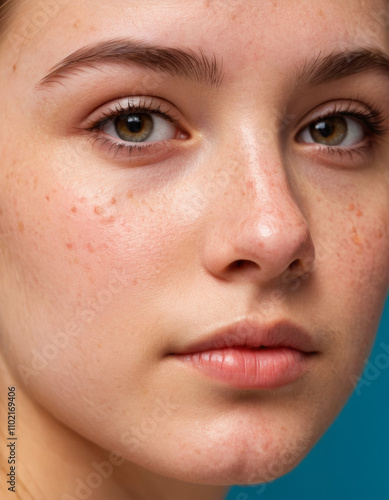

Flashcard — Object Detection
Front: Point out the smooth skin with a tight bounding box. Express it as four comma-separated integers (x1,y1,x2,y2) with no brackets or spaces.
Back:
0,1,388,499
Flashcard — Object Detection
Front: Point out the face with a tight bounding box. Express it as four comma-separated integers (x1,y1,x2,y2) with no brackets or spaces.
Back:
0,0,388,487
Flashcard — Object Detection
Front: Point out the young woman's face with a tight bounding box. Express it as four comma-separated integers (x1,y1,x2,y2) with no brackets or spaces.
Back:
0,0,388,486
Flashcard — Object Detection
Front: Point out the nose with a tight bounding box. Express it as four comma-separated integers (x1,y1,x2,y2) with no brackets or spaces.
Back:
201,148,315,285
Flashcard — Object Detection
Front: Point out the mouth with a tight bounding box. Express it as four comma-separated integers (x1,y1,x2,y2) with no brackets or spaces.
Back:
170,319,318,389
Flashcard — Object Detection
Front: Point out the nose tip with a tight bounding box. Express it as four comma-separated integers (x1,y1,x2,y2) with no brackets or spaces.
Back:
201,188,316,285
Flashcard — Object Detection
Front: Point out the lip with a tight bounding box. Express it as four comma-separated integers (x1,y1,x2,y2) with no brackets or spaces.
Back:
171,320,317,389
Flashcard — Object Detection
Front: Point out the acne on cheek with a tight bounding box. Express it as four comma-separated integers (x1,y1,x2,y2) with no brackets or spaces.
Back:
340,206,389,289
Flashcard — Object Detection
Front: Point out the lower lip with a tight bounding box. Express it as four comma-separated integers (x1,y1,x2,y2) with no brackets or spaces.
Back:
174,347,309,389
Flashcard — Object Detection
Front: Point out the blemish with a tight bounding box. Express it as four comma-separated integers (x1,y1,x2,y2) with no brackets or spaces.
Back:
94,206,103,215
351,226,363,246
127,191,133,199
66,243,74,250
87,243,95,253
18,222,24,233
12,64,17,72
347,203,355,211
45,195,50,202
356,209,363,217
377,229,383,239
101,215,115,224
71,206,77,213
97,344,102,349
111,197,117,205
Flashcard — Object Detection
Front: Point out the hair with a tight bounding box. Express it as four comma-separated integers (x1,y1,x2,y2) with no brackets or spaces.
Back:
0,0,18,40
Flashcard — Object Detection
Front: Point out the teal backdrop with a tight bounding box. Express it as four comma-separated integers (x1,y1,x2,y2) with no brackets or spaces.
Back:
227,296,389,500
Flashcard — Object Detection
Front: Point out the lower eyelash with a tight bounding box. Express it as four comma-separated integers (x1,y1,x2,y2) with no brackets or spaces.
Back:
89,134,170,159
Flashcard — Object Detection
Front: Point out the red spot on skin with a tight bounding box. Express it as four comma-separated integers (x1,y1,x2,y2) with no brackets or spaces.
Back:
94,206,103,215
87,243,95,253
45,195,50,202
111,197,117,205
12,64,17,72
348,203,355,211
101,215,115,224
127,191,133,199
356,209,363,217
351,226,363,246
18,222,24,233
66,243,73,250
377,229,383,239
71,206,77,213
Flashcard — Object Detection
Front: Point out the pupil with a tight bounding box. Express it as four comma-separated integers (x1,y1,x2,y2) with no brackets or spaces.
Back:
315,121,334,138
115,113,154,142
309,116,348,146
126,115,143,134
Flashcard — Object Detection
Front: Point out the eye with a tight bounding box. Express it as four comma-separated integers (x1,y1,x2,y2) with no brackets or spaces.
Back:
298,116,365,147
102,112,180,143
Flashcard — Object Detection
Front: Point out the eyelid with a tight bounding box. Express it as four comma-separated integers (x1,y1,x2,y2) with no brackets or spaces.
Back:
83,95,193,163
84,96,185,131
294,99,387,137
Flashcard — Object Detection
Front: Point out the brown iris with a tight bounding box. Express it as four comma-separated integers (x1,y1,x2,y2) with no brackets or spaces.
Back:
114,114,154,142
309,116,348,145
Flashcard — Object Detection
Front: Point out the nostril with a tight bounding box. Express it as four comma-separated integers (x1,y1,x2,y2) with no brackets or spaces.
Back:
288,259,301,272
231,259,257,271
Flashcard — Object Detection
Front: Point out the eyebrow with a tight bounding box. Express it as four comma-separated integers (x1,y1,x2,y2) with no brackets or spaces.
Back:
296,48,389,87
36,38,224,89
36,42,389,92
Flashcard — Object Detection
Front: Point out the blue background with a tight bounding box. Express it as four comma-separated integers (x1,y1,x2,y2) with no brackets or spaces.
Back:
227,296,389,500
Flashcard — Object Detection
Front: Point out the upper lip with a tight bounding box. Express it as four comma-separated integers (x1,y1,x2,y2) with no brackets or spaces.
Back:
175,319,317,355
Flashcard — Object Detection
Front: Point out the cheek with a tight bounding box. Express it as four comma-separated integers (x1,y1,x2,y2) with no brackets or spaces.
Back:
314,203,389,404
0,162,180,381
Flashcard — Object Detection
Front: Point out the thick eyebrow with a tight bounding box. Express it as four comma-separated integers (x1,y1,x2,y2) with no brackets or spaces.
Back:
296,48,389,88
36,38,224,89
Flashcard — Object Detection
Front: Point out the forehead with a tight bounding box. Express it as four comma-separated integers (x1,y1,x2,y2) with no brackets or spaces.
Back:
5,0,389,69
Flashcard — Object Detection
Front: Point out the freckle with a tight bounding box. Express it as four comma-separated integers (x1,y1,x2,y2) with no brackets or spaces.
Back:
111,197,117,205
97,344,102,349
377,229,383,239
66,243,73,250
87,243,95,253
71,206,77,213
102,215,115,224
94,206,103,215
45,195,50,202
351,226,363,246
18,222,24,233
127,191,133,199
348,203,355,211
133,279,138,285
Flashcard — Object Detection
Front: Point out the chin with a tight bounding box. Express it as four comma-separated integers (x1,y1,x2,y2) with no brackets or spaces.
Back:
116,417,318,486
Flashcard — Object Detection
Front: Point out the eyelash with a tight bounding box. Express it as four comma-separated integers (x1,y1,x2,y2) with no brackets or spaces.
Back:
298,102,389,158
85,98,183,158
85,99,389,161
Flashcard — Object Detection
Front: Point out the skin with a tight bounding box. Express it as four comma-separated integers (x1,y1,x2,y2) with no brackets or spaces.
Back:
0,0,389,499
